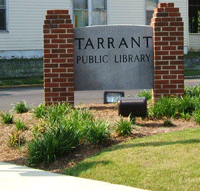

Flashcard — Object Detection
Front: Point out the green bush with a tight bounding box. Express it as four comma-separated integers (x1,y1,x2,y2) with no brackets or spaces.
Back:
148,85,200,119
33,103,47,118
28,104,111,165
136,90,152,100
1,112,14,124
32,119,48,134
15,119,26,131
116,116,133,136
177,95,199,115
13,100,28,113
67,109,110,145
33,102,72,121
179,112,191,120
82,120,110,145
150,97,178,118
7,131,20,147
163,119,173,127
193,109,200,123
27,124,80,165
45,103,72,127
149,96,199,119
185,85,200,97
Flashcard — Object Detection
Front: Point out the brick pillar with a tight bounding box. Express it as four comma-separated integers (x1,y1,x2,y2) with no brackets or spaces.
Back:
151,3,184,100
43,10,74,106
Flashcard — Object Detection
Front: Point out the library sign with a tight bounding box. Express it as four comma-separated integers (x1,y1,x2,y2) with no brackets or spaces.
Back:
74,25,154,91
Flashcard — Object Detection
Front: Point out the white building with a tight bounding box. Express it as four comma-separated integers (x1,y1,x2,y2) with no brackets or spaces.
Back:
0,0,199,59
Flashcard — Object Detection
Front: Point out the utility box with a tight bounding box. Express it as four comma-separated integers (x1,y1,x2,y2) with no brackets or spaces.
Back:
118,97,147,118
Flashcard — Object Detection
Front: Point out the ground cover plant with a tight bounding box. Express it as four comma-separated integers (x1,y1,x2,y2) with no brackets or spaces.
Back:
28,103,111,165
163,119,174,127
12,100,28,113
145,86,200,122
185,84,200,97
6,131,26,148
136,90,152,100
15,119,26,131
0,112,14,124
116,116,134,136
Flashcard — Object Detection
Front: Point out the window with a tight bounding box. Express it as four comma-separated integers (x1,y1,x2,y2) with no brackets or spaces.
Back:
73,0,107,27
0,0,6,30
189,0,200,33
146,0,158,25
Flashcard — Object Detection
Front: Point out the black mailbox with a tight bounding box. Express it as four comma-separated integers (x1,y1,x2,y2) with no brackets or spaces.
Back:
118,97,147,119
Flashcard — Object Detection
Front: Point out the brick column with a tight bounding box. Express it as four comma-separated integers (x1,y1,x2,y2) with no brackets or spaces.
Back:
43,10,74,106
151,3,184,100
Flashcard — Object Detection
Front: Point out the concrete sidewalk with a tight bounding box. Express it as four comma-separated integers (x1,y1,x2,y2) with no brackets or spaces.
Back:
0,162,149,191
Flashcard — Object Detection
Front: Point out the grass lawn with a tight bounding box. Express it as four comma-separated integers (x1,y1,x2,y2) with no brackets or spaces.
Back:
0,76,43,87
185,69,200,77
184,52,200,57
63,127,200,191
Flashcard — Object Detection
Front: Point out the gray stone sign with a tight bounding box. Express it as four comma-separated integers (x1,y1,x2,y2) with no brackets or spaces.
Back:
74,25,154,91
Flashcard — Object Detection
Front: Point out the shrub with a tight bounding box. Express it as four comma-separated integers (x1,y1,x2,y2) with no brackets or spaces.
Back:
1,112,14,124
32,119,48,134
67,109,110,145
33,103,47,118
136,90,152,100
45,102,72,127
7,131,26,147
180,112,191,120
33,102,72,122
28,104,111,165
82,120,110,145
27,124,80,165
177,96,198,115
13,100,28,113
7,131,19,147
148,85,200,119
116,116,133,136
150,97,178,118
15,119,26,131
185,85,200,97
163,119,173,127
193,109,200,123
